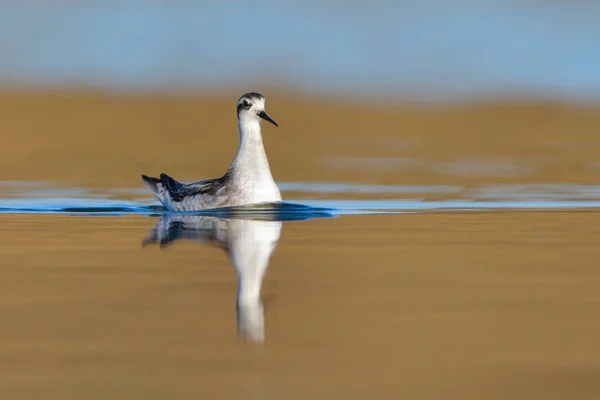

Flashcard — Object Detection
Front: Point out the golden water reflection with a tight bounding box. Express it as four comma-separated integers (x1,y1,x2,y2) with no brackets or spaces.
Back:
143,215,283,343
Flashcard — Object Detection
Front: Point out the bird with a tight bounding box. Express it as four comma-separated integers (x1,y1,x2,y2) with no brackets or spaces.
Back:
141,92,282,211
142,214,282,342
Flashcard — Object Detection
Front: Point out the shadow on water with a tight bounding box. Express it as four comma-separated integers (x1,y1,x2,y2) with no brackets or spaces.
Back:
142,213,291,343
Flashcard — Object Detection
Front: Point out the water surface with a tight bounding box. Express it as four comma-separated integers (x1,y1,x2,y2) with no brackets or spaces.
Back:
1,210,599,399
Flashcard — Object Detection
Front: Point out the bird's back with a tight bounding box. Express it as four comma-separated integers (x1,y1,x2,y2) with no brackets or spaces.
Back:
142,173,231,211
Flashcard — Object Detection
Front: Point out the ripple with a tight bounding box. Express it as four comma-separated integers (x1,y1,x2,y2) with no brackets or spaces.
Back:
1,197,599,219
2,181,600,218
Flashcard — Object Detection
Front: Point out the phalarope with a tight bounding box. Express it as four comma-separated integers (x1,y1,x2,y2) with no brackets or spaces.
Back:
142,92,281,211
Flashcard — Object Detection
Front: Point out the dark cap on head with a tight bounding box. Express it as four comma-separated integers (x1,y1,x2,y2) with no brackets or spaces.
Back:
238,92,264,102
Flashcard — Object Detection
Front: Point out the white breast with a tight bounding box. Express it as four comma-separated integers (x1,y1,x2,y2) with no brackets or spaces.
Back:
247,179,282,204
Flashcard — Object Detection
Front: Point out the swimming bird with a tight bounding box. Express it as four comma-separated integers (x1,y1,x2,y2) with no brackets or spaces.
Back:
142,92,281,211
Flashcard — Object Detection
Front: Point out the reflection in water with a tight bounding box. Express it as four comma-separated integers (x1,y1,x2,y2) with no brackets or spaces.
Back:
142,215,282,342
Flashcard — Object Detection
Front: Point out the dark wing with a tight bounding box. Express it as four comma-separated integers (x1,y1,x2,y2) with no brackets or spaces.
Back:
160,172,230,202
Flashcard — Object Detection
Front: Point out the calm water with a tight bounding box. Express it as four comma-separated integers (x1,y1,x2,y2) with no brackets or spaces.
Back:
1,184,600,398
4,181,600,215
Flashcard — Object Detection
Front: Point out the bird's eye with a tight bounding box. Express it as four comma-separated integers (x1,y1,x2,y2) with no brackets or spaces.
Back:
242,100,251,109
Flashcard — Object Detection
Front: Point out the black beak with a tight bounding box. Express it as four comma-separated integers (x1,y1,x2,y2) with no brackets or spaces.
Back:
258,111,278,127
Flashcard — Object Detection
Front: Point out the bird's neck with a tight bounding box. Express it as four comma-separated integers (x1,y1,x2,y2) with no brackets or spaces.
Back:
238,117,263,145
231,119,273,178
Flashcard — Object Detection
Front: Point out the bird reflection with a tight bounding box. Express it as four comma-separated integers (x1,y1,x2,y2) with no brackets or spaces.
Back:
142,214,282,342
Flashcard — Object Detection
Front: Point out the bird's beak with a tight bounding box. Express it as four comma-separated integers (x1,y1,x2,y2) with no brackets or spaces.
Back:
258,111,278,127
